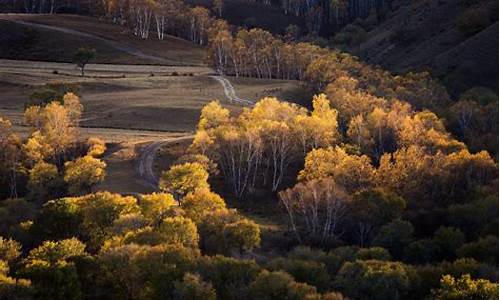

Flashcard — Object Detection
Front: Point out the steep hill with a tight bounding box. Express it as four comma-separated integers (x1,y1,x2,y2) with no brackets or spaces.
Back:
340,0,498,97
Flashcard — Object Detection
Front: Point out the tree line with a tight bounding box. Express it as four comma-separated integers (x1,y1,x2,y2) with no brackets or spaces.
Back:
4,0,394,36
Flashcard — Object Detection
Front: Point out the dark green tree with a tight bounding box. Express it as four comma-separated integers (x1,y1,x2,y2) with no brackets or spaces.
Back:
73,47,95,77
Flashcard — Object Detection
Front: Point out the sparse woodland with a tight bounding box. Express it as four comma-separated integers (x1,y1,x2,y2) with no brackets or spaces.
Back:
0,0,498,299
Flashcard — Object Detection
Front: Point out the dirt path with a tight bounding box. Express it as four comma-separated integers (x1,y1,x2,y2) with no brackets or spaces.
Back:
136,136,194,189
210,75,253,105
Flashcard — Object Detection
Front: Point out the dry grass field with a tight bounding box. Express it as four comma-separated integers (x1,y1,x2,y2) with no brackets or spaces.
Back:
0,59,303,133
0,14,306,194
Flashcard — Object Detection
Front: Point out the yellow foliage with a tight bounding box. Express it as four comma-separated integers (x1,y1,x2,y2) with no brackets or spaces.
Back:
159,162,209,197
197,100,230,131
24,101,77,157
293,93,340,153
241,97,307,126
63,92,83,125
139,192,177,222
23,105,43,130
64,155,106,195
298,146,375,193
23,131,54,163
159,216,199,248
189,129,214,155
181,188,226,223
86,137,106,157
27,161,59,194
67,191,139,250
326,76,387,123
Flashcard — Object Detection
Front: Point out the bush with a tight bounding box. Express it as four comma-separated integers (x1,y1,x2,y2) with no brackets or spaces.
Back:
198,255,260,299
266,257,331,292
432,274,499,300
159,216,199,248
457,235,498,265
432,227,465,260
373,220,414,259
173,273,216,300
332,24,367,47
249,270,321,300
441,258,497,281
404,239,438,264
357,247,391,261
334,260,411,300
26,82,80,108
459,87,498,105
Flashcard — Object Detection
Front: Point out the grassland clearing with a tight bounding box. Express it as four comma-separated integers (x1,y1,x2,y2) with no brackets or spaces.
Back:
0,59,303,133
0,14,306,196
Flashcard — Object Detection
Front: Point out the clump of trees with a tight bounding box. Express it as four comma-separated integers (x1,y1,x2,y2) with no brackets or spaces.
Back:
189,95,340,197
177,39,498,296
0,90,107,202
158,161,261,255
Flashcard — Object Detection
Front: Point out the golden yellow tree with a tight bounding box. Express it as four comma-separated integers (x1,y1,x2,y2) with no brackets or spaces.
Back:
24,100,77,165
64,155,107,195
0,118,22,198
293,93,340,154
197,100,230,131
298,146,375,193
63,92,83,126
159,162,209,199
181,188,226,223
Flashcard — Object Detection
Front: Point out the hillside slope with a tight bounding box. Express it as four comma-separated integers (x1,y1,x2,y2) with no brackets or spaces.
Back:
346,0,498,96
0,14,207,66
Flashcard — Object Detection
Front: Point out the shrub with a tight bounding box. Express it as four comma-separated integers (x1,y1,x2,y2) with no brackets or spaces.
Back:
457,235,498,265
432,274,499,300
334,260,411,300
173,273,216,300
357,247,391,261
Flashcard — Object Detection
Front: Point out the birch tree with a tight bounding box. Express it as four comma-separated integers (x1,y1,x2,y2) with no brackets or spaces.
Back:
279,179,351,244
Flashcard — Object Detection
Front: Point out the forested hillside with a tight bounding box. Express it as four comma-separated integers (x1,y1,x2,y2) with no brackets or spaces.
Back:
0,0,498,299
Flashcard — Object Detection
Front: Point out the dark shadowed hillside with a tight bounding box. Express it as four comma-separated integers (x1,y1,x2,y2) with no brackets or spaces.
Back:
338,0,498,97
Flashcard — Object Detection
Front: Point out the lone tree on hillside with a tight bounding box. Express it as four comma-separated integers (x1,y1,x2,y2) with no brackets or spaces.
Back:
74,47,95,77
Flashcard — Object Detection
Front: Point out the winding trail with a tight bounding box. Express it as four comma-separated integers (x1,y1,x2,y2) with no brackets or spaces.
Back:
136,74,251,189
136,136,194,189
2,16,252,190
210,75,253,105
135,73,253,189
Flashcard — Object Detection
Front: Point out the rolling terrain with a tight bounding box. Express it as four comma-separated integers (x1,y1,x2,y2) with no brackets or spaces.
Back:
0,14,305,193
